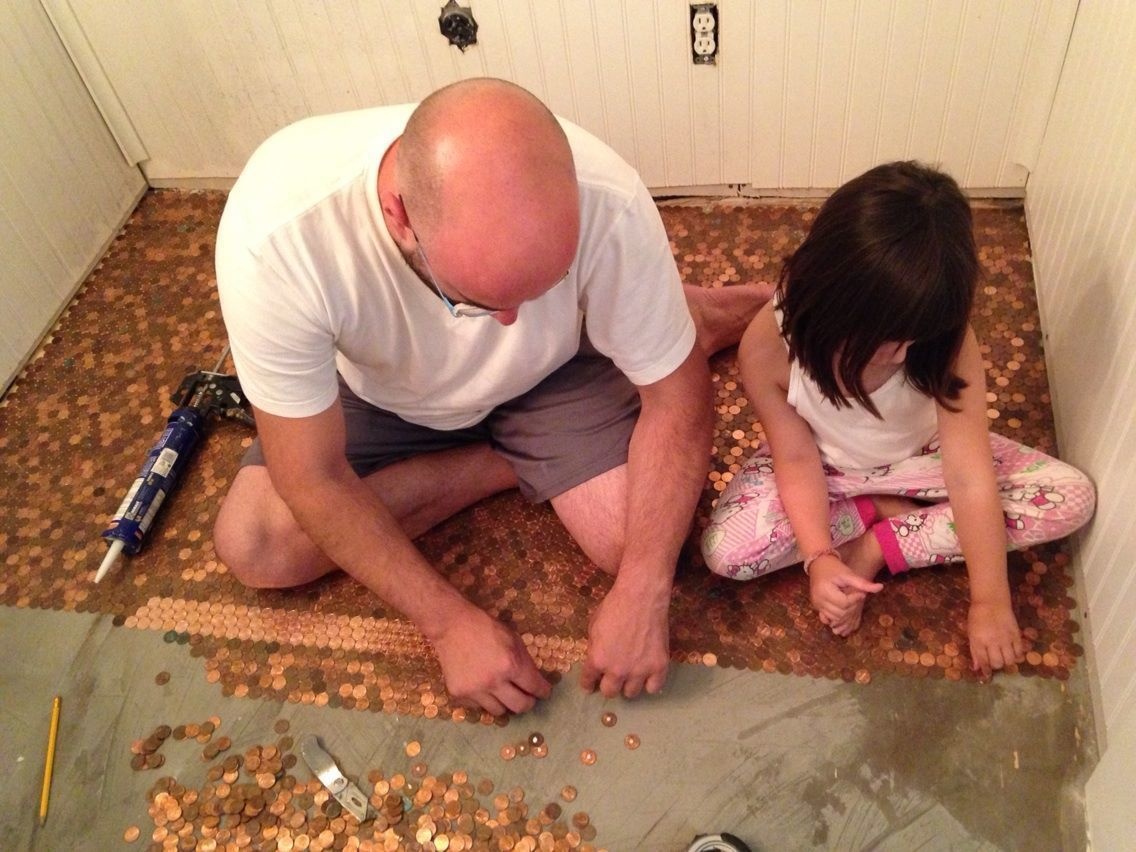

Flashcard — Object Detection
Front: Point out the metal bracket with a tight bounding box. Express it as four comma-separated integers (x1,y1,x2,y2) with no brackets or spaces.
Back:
298,734,372,823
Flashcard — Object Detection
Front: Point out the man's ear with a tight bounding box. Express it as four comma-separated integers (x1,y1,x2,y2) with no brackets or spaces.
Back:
380,190,415,246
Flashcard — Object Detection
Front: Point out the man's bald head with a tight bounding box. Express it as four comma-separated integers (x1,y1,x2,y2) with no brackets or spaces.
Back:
395,78,579,309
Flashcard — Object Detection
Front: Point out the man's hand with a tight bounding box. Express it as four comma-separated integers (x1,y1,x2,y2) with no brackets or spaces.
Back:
431,608,551,716
580,580,671,698
808,556,884,637
968,600,1025,679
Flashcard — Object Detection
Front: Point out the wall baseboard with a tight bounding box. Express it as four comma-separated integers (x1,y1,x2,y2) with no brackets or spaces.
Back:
147,177,237,191
651,183,1026,201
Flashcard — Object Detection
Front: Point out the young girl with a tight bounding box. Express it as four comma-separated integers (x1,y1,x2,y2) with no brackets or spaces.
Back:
701,161,1095,677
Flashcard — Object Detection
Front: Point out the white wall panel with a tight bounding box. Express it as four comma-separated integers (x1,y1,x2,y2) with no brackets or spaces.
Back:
1,1,143,391
55,0,1073,191
781,1,823,188
966,2,1033,187
746,2,788,190
560,2,608,153
624,4,667,186
873,2,921,168
655,1,695,187
1026,5,1135,842
840,0,890,182
718,1,753,184
592,0,637,170
526,2,573,122
0,202,50,370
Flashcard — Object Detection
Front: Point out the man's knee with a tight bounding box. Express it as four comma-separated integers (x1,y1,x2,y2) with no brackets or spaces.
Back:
212,472,316,589
214,499,278,588
549,466,627,575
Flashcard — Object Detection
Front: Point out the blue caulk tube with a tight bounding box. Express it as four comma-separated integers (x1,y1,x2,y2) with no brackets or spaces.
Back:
96,406,205,582
95,346,241,583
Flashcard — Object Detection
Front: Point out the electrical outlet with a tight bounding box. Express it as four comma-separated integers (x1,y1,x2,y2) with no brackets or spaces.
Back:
691,3,718,65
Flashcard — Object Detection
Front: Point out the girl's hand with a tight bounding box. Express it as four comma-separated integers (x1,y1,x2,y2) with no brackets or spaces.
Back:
808,556,884,637
967,601,1025,678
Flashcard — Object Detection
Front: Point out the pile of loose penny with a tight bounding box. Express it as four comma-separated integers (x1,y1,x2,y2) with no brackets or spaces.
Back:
365,770,600,850
130,716,232,772
129,725,172,772
125,720,605,850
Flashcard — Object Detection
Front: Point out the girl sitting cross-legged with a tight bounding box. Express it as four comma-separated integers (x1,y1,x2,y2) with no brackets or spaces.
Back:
701,161,1096,677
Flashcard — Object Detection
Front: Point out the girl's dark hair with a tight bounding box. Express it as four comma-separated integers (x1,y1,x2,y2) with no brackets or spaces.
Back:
777,160,978,417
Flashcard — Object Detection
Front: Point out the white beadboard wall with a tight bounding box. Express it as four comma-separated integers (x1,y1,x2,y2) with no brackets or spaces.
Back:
0,2,144,390
1025,0,1136,815
54,0,1074,191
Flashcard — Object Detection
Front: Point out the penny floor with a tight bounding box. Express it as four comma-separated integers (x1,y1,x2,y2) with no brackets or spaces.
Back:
0,192,1096,851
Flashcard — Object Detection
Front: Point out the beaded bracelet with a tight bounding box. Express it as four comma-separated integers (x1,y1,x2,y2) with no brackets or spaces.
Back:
802,547,840,575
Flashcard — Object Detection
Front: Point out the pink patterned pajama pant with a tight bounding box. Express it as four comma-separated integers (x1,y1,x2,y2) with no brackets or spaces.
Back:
701,433,1096,581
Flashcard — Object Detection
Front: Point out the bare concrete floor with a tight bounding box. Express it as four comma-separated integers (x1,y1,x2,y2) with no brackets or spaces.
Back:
1,604,1095,851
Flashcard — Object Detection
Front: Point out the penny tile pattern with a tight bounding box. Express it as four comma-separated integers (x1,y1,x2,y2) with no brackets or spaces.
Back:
0,191,1082,721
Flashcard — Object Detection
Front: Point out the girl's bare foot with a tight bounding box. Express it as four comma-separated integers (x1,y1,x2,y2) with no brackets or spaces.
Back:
837,531,886,583
808,534,886,636
821,496,922,635
810,538,886,637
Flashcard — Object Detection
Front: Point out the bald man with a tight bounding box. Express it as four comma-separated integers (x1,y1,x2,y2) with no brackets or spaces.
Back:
214,78,767,715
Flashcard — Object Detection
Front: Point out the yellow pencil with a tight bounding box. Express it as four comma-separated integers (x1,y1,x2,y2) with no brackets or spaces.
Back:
39,695,61,826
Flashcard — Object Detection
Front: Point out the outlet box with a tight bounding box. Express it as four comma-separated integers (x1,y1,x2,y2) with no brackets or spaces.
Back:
691,3,718,65
439,0,478,52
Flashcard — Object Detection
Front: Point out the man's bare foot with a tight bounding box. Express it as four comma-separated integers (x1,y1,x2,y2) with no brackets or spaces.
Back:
684,282,776,356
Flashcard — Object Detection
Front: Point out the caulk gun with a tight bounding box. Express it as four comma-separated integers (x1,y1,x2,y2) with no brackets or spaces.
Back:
95,346,253,582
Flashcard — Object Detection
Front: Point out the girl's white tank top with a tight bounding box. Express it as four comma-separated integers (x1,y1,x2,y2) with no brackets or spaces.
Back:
778,309,939,471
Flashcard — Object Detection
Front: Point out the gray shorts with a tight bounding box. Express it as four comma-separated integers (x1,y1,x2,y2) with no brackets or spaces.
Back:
240,337,641,502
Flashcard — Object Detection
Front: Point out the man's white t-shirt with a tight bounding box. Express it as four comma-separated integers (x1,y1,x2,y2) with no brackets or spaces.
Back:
216,104,695,430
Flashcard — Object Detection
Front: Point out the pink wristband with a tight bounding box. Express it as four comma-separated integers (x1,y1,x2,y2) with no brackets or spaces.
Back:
803,547,840,575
